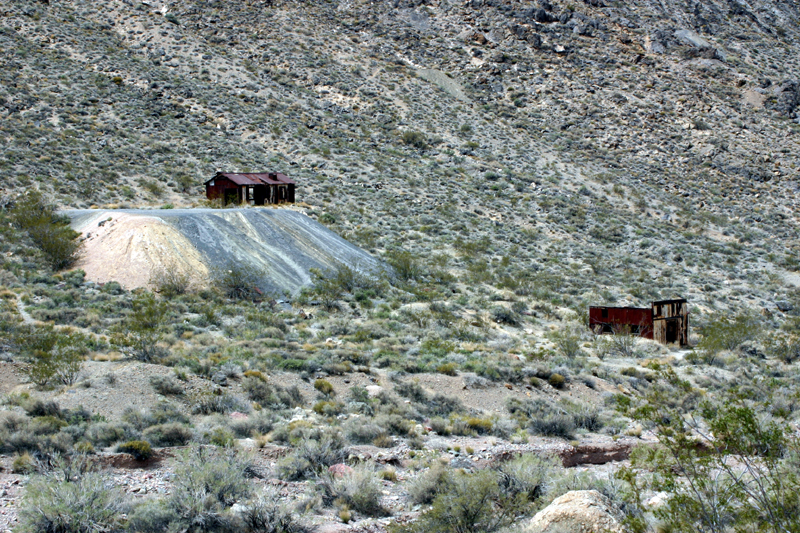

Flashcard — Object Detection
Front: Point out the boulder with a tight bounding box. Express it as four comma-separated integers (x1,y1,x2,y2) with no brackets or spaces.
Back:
526,490,626,533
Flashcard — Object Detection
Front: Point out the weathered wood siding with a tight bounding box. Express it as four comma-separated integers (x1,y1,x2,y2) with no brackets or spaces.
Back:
652,299,689,346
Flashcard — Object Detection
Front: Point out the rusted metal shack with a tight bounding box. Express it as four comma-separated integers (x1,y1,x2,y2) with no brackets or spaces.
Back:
589,298,689,346
589,306,654,339
204,172,295,206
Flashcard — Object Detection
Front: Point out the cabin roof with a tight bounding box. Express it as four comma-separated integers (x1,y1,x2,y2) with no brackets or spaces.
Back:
206,172,295,186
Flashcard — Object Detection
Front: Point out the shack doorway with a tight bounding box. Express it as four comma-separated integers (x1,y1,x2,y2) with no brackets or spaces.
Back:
666,320,678,344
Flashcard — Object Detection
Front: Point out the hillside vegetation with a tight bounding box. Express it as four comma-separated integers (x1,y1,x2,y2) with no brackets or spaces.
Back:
0,0,800,532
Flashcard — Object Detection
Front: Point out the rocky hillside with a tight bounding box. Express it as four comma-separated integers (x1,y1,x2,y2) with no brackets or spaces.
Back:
2,0,800,310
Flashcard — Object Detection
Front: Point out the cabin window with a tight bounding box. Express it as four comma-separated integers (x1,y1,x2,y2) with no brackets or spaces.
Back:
209,180,215,186
601,308,608,318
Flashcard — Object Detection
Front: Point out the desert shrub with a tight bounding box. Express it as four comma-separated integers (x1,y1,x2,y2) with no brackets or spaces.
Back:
129,445,254,533
16,326,88,387
385,249,422,282
395,380,428,403
373,413,415,436
320,463,386,516
765,332,800,364
548,373,567,389
277,429,346,481
495,453,560,502
617,367,800,533
426,393,465,417
401,130,427,149
436,362,458,376
85,422,128,447
491,306,521,326
192,392,250,415
698,312,762,358
115,292,169,362
343,418,384,444
29,415,67,436
314,379,335,396
608,323,639,358
117,440,153,460
549,323,585,358
150,264,192,297
312,400,344,416
214,262,266,300
150,374,184,396
409,461,450,504
11,191,82,270
12,452,36,474
507,398,577,439
395,469,522,533
22,399,62,418
239,486,312,533
17,455,125,533
230,410,278,438
143,422,192,447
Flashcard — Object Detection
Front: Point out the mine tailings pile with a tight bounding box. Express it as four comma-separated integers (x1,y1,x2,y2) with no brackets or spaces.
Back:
65,208,381,295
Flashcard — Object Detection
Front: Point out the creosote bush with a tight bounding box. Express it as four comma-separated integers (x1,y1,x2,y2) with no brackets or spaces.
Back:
10,191,82,271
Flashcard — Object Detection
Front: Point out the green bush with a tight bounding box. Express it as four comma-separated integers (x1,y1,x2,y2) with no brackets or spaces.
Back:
150,374,184,396
115,293,169,362
548,373,567,389
394,469,522,533
11,191,82,271
129,446,255,533
495,453,560,502
150,264,192,298
320,464,386,516
436,362,458,376
409,461,449,504
213,262,266,300
401,130,428,149
17,456,125,533
699,312,762,356
277,430,345,481
117,440,153,460
142,422,192,447
16,326,88,388
314,379,335,396
618,366,800,533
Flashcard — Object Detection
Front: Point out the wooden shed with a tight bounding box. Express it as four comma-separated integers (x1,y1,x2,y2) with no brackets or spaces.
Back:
204,172,295,206
652,298,689,345
590,298,689,346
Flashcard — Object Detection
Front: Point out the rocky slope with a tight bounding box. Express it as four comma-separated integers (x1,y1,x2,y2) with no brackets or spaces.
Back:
1,0,799,308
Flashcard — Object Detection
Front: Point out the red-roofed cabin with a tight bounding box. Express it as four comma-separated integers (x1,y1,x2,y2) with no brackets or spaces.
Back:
204,172,295,206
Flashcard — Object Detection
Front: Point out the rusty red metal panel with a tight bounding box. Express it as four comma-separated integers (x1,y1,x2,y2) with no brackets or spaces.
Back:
205,176,238,200
589,306,653,339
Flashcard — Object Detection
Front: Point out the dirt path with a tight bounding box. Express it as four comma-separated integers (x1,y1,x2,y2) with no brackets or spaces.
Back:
14,294,34,326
